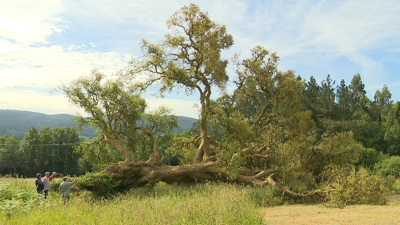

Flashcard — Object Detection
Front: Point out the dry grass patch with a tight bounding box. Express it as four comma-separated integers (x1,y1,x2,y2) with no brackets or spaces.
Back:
263,195,400,225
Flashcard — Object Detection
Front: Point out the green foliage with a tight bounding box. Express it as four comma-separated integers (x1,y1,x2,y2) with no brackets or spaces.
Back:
320,166,393,208
51,173,119,197
354,148,381,170
0,134,20,176
74,172,119,197
352,119,387,154
134,3,234,163
50,179,63,191
165,131,198,164
0,180,49,218
383,122,400,155
0,126,88,177
392,179,400,191
374,156,400,178
75,139,124,172
60,69,180,165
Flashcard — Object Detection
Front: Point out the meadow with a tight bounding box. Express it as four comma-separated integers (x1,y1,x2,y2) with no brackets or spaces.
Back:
0,178,399,224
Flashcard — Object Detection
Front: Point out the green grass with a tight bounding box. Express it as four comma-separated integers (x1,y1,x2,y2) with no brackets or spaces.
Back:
1,180,265,224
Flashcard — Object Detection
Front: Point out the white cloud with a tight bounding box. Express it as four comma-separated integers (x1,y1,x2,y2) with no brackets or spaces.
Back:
0,0,65,45
146,98,199,119
89,42,97,48
0,88,201,118
0,89,86,115
0,41,133,88
1,0,400,116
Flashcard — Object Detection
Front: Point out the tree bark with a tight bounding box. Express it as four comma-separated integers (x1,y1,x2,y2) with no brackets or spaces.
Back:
101,159,275,192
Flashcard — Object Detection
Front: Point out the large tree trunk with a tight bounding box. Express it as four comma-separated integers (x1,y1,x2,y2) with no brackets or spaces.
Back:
101,154,275,192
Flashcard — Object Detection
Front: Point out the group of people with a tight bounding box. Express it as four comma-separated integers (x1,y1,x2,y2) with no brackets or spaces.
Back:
35,172,77,204
35,172,56,199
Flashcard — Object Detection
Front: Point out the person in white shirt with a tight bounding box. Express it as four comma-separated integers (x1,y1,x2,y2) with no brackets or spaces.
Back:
42,172,51,199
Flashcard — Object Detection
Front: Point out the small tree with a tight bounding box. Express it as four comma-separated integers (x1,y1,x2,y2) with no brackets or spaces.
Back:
60,69,177,165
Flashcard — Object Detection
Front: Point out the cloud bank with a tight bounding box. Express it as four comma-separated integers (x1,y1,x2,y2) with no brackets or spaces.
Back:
1,0,400,118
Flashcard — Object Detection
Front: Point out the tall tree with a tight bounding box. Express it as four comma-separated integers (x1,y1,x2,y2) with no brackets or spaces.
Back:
349,73,373,119
52,127,84,175
336,79,354,121
319,74,337,121
373,84,393,121
302,76,321,117
132,3,234,163
0,135,21,175
20,127,41,177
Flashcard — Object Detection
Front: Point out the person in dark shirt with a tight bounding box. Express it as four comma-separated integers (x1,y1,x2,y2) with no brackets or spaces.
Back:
35,173,44,194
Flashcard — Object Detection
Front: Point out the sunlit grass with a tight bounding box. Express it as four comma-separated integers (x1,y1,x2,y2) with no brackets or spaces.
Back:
2,178,399,224
1,181,264,224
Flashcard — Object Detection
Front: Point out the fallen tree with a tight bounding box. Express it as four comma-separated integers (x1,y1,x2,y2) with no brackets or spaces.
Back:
61,4,392,207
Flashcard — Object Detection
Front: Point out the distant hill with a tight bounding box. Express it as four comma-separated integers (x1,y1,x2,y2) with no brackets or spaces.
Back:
0,110,197,140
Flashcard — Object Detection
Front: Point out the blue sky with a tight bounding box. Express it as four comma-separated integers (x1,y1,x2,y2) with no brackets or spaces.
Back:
1,0,399,119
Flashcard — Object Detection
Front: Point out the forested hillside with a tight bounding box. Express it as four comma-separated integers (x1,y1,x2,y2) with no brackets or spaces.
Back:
0,110,196,140
0,110,96,139
0,110,196,176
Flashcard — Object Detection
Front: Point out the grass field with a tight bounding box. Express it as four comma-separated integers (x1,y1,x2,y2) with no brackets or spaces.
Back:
263,195,400,225
0,178,264,224
1,178,399,224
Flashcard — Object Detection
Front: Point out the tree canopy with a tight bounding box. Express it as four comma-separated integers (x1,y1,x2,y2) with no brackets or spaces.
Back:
58,3,393,206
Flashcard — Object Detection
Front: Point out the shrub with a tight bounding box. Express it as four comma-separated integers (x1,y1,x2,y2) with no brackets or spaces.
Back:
320,166,393,208
74,172,118,197
354,148,380,170
374,156,400,178
50,179,63,191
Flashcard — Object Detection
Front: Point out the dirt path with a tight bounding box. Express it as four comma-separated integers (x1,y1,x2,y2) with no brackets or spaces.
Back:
263,195,400,225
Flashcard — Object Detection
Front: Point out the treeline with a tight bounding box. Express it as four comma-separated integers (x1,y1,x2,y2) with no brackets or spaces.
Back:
0,126,89,177
300,73,400,156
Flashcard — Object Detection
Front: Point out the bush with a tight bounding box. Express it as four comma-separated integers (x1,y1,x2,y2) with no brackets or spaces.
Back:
50,178,63,191
354,148,380,170
74,172,118,197
374,156,400,178
320,166,393,208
